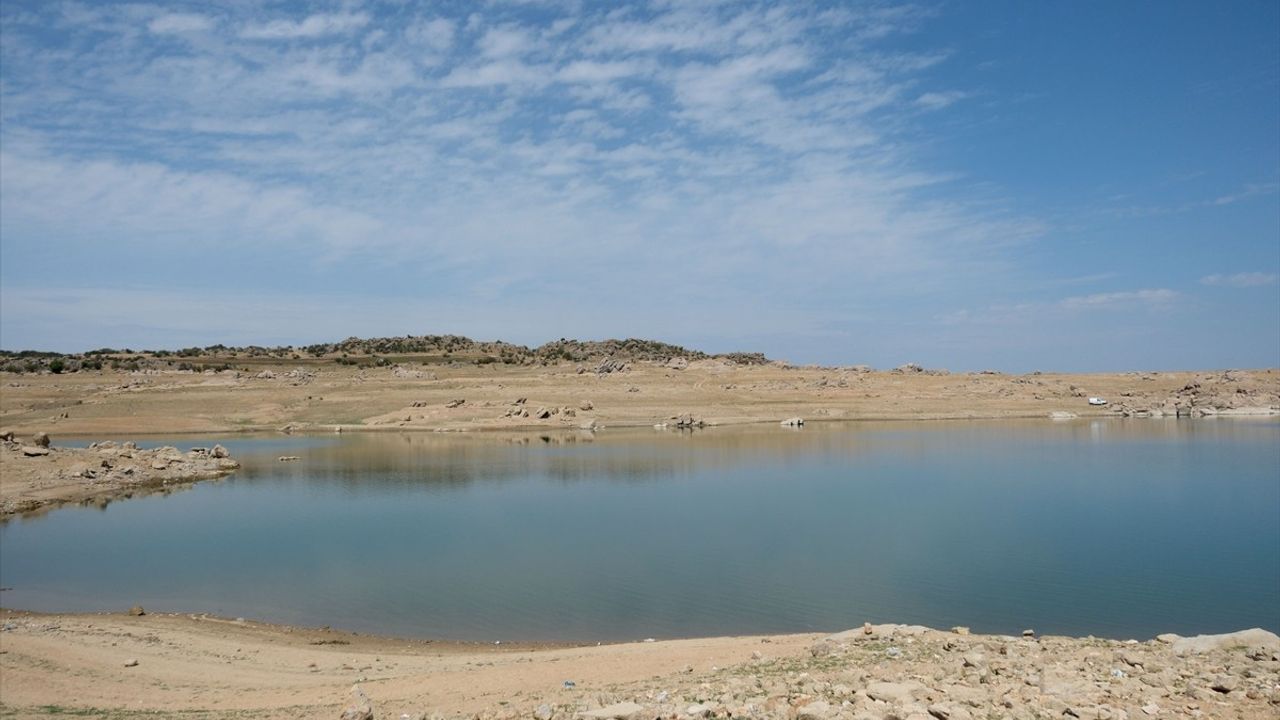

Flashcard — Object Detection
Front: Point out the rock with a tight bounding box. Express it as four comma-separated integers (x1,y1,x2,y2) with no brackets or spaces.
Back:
780,417,805,427
1210,676,1238,694
535,407,552,419
340,685,375,720
151,459,169,470
796,700,832,720
0,429,14,441
445,399,465,408
129,605,146,616
278,456,300,462
866,680,926,704
579,401,593,411
927,704,972,720
31,432,50,447
534,704,554,720
809,640,834,657
673,413,704,428
124,658,139,667
579,419,599,431
666,357,689,370
1022,628,1036,638
211,444,230,459
1171,628,1280,655
21,446,50,457
579,701,644,720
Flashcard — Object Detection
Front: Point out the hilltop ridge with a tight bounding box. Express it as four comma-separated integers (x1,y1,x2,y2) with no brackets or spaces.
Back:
0,335,769,374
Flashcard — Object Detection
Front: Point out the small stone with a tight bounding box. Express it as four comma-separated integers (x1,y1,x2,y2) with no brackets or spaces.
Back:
124,658,139,667
340,685,374,720
129,605,146,616
951,626,970,635
1022,628,1036,638
21,446,50,457
1140,703,1160,716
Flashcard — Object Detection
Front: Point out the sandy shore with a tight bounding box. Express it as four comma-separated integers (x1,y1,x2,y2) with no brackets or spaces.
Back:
0,609,1276,719
2,361,1275,438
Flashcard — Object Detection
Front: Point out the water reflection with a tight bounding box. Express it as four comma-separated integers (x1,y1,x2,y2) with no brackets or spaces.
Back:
5,418,1277,642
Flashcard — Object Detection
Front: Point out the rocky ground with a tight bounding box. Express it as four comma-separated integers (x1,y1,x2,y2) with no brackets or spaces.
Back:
0,432,239,517
0,612,1275,720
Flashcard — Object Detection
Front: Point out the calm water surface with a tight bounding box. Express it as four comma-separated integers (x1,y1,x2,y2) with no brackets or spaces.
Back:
2,419,1277,642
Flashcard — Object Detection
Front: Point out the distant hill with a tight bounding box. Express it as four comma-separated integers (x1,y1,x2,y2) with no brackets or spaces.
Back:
0,335,769,374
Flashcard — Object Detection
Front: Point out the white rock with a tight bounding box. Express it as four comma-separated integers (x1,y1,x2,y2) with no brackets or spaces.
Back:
1171,628,1280,655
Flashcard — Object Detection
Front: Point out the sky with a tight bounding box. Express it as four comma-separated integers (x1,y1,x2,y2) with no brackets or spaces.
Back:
1,0,1277,372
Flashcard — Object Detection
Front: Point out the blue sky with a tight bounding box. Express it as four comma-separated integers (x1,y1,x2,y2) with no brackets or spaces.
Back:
1,0,1276,371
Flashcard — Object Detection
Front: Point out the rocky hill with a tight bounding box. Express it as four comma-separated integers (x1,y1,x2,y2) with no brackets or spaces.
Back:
0,335,769,374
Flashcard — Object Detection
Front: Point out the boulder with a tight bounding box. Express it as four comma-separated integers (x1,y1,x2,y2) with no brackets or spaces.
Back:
211,444,230,459
0,429,14,442
1170,628,1280,655
780,417,805,427
22,445,50,456
129,605,146,616
31,432,50,447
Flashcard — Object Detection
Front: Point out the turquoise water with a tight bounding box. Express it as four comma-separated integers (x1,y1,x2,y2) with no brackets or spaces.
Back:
2,419,1277,642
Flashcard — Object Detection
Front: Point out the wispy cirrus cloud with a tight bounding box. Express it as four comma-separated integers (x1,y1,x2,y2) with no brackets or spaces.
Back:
240,12,370,40
1058,289,1177,310
1201,272,1279,288
2,0,1274,369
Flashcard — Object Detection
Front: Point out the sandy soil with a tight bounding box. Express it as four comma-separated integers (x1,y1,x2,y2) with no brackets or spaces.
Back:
2,362,1275,439
1,610,1276,719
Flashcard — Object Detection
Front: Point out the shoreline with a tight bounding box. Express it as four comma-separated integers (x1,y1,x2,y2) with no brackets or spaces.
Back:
1,607,1276,718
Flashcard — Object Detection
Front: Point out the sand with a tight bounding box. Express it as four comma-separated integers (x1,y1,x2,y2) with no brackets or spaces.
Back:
1,610,1276,719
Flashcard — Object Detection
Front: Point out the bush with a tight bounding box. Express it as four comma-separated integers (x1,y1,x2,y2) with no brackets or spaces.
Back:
48,358,65,374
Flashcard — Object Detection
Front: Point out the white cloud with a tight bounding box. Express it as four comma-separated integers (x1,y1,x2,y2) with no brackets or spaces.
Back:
1200,272,1279,288
1058,289,1177,310
148,13,215,35
241,12,370,40
915,90,966,110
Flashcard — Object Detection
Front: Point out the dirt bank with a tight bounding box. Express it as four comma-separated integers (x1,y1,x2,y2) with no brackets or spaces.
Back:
0,610,1276,719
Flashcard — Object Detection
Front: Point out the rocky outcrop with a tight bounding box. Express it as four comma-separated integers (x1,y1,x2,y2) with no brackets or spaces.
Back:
1,436,240,516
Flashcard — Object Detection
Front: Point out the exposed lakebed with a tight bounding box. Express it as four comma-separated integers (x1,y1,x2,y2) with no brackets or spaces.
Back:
2,419,1277,642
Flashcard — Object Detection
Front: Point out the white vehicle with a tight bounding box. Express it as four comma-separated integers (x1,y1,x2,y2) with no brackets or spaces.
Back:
1088,397,1108,406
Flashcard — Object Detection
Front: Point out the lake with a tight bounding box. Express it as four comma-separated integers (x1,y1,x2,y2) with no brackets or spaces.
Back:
2,419,1277,642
